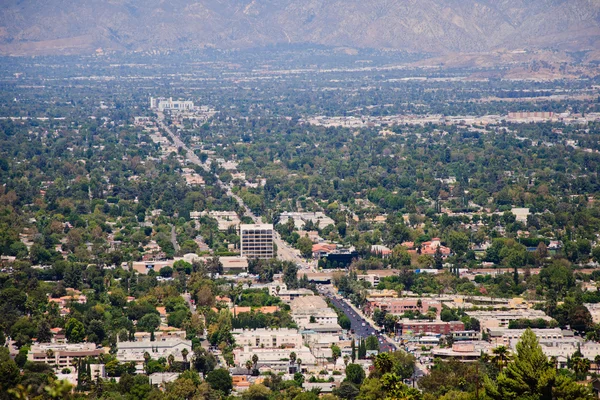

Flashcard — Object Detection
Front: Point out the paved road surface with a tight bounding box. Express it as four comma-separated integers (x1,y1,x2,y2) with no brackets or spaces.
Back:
170,225,180,253
324,293,395,353
157,113,306,267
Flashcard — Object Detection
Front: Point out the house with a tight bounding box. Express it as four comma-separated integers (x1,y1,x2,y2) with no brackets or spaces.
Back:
312,243,337,258
420,238,451,256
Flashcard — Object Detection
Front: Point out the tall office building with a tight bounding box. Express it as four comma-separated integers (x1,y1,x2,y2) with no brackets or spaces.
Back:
240,224,274,259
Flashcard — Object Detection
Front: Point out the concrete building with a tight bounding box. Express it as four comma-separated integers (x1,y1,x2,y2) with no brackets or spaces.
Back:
268,282,313,303
233,346,316,373
278,212,335,230
191,211,240,231
365,298,442,318
28,343,104,369
133,330,187,342
149,372,180,386
150,97,194,112
302,323,343,336
232,328,303,349
291,296,338,328
452,330,481,341
487,327,569,346
240,224,274,259
398,320,464,336
466,309,553,331
585,303,600,323
432,342,494,361
116,339,192,364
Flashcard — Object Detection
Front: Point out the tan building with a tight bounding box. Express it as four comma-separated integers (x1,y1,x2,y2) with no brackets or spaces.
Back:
28,343,104,369
240,224,274,259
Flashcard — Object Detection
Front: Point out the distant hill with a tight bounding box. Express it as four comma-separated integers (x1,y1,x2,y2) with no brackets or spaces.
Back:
1,0,599,57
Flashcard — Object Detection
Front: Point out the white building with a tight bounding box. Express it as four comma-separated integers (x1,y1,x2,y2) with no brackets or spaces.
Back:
232,328,303,349
240,224,274,259
278,212,335,230
116,339,192,364
488,328,568,346
28,343,104,369
290,296,338,328
233,346,317,373
466,309,553,331
268,282,314,303
190,211,240,231
150,97,194,112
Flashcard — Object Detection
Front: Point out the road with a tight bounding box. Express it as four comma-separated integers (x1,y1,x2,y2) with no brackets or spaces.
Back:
170,225,180,253
322,291,395,353
157,112,307,267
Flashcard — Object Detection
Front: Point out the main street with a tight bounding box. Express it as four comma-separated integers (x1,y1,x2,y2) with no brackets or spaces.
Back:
321,289,396,353
157,112,308,268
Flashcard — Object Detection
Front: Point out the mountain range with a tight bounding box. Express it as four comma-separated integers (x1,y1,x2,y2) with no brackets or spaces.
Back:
1,0,599,57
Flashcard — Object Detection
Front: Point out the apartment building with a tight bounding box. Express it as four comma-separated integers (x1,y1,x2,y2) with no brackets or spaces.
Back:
291,296,338,328
232,328,303,349
28,343,104,369
240,224,274,259
466,309,553,331
116,339,192,364
365,298,442,317
398,320,464,336
233,346,317,373
487,327,569,347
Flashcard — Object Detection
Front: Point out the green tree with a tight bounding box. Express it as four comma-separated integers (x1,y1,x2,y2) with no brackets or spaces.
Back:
65,318,85,343
296,236,314,259
485,328,593,400
447,231,469,258
345,363,366,385
241,384,271,400
491,345,511,371
336,381,360,400
0,347,20,395
206,368,233,396
137,313,161,333
331,344,341,369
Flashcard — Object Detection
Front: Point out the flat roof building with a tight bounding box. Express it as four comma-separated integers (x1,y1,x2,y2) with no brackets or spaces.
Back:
116,339,192,364
232,328,303,349
28,343,104,369
240,224,274,259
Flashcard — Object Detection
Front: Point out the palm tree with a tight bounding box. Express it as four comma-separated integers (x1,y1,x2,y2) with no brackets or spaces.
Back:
374,353,394,374
289,351,297,373
492,346,511,371
252,354,259,370
571,356,591,380
143,351,151,373
296,358,302,373
331,344,341,370
167,354,175,371
181,348,189,369
480,351,491,364
245,360,253,375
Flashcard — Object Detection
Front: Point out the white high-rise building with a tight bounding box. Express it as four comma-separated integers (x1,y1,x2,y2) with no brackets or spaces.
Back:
240,224,274,259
